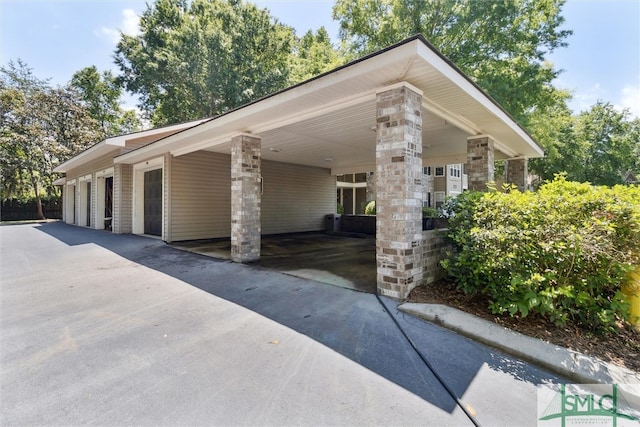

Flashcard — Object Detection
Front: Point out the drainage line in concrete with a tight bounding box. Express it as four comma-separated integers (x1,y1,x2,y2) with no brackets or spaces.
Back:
375,294,483,427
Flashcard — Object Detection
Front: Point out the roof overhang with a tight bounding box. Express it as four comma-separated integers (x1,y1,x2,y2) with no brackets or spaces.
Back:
88,36,542,173
53,119,208,173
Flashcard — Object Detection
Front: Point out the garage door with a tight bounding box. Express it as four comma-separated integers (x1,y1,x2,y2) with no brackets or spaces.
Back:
144,169,162,236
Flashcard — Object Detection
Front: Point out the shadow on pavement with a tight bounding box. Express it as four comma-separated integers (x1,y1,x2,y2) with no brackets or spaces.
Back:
35,222,564,417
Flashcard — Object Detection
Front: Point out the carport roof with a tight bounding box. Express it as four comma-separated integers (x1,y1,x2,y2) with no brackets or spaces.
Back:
112,35,543,172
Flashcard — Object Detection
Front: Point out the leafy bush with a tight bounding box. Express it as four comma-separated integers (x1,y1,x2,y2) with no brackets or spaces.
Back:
337,203,345,214
364,200,376,215
442,176,640,331
422,207,439,217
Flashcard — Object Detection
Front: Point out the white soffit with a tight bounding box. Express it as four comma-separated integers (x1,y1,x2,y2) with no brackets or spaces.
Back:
112,36,542,168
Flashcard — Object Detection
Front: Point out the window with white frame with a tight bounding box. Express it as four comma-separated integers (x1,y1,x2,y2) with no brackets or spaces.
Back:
435,166,445,177
434,191,446,209
449,164,461,178
423,166,431,176
423,192,432,208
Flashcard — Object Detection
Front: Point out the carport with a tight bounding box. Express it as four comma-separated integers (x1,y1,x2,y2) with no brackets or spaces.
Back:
58,35,543,299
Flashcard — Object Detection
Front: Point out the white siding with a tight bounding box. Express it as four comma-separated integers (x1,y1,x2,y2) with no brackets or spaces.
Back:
261,160,335,235
171,151,231,241
169,151,336,241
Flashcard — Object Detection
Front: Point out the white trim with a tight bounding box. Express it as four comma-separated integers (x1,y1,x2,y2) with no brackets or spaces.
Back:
64,183,76,224
78,178,92,227
66,179,76,186
377,81,424,96
422,98,480,136
331,164,376,176
96,167,114,178
132,157,165,238
416,42,543,157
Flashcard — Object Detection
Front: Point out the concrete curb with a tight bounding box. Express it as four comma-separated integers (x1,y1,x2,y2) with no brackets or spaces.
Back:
399,302,640,384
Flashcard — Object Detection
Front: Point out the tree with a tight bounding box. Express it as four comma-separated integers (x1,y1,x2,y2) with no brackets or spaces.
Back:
115,0,296,126
573,102,638,186
70,66,141,137
332,0,571,122
291,27,343,83
528,101,640,186
1,60,101,218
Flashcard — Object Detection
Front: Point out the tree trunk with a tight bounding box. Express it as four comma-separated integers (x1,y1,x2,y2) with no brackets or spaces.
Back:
29,170,46,220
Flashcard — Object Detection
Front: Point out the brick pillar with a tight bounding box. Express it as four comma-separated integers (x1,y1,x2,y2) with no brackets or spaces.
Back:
231,134,261,263
506,158,528,191
467,136,495,191
375,83,424,299
366,172,376,202
113,164,133,234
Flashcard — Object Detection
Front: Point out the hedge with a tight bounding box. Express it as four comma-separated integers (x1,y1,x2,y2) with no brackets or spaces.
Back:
442,176,640,332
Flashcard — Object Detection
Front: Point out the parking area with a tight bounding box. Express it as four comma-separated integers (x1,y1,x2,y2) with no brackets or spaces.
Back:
171,233,377,293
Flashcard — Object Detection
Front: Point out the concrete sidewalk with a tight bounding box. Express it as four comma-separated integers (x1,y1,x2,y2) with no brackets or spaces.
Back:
2,222,568,426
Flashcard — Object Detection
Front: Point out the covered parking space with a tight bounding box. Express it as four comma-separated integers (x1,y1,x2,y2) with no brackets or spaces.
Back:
111,35,543,299
172,233,377,293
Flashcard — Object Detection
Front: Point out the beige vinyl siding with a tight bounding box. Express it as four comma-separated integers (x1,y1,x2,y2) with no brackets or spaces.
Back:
261,160,334,235
65,151,116,182
163,154,172,242
170,151,231,241
170,151,335,241
113,164,133,233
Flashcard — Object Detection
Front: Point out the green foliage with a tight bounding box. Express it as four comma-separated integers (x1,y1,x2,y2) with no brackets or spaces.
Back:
337,202,345,214
443,176,640,331
422,207,439,218
529,101,640,186
115,0,296,126
364,200,376,215
1,60,102,214
291,27,344,83
333,0,571,122
71,66,141,137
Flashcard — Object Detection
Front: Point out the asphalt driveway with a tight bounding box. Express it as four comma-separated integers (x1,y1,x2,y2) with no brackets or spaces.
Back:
0,222,566,426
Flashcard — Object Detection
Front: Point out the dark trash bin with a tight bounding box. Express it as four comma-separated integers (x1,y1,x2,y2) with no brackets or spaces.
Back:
325,214,341,232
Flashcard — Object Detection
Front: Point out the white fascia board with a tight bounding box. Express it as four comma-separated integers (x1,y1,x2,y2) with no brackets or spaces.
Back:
53,141,119,173
415,42,544,157
52,177,66,186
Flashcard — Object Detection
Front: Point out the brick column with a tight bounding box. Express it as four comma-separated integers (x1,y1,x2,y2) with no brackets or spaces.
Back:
231,134,261,263
506,158,528,191
366,172,376,202
113,164,133,234
467,136,495,191
375,83,424,299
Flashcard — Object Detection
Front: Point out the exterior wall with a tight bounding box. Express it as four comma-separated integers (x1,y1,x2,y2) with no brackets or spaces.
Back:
262,160,335,234
169,151,335,242
421,230,452,285
163,154,172,242
65,152,115,183
170,151,231,241
113,164,133,234
90,174,97,229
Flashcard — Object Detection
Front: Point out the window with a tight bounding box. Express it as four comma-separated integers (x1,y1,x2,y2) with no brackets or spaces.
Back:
435,166,445,177
449,164,461,178
423,166,432,176
434,191,446,209
423,192,432,208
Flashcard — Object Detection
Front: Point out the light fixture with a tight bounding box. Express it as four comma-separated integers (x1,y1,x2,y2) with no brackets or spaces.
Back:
269,147,282,153
324,157,334,162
